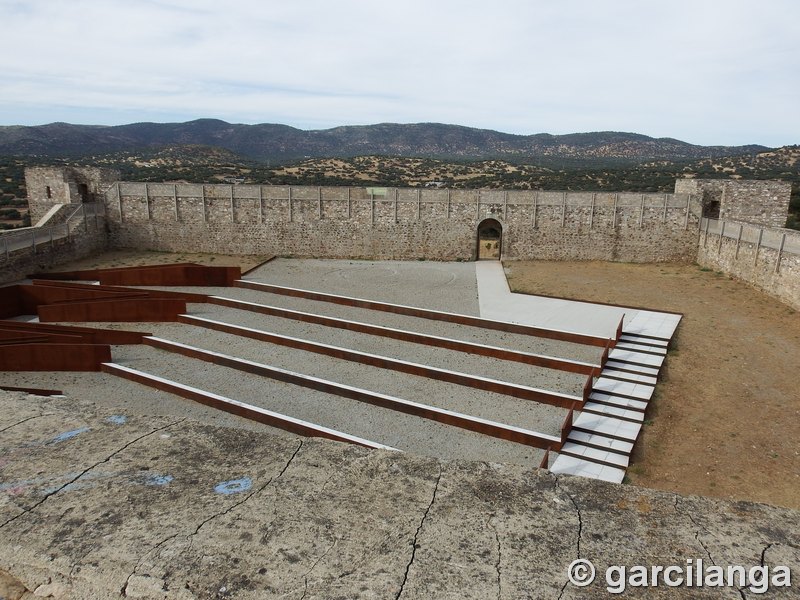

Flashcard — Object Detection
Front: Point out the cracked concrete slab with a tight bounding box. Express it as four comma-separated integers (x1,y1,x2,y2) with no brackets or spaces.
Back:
0,391,798,599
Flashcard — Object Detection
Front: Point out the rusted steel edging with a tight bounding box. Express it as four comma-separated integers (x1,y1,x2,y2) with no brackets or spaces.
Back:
560,406,575,447
144,336,562,450
209,296,600,375
582,370,596,403
179,314,585,410
101,362,395,450
30,280,211,303
0,343,111,371
234,280,612,348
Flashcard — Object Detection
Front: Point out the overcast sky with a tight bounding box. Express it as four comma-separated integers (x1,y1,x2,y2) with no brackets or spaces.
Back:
1,0,798,147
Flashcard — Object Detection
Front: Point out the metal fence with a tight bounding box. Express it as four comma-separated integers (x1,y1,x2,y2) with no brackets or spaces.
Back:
0,203,105,261
700,217,800,256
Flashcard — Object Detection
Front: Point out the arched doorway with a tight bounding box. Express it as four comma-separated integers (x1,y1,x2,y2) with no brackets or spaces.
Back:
476,218,503,260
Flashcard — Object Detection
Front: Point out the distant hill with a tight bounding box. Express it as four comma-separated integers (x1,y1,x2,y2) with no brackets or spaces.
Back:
0,119,769,165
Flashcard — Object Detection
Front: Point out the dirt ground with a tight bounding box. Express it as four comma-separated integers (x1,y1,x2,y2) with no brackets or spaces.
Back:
505,260,800,510
40,249,271,273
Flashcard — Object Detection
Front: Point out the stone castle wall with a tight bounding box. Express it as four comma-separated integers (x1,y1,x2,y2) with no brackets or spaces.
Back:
696,219,800,310
0,215,109,284
14,167,799,312
675,178,791,228
104,183,703,263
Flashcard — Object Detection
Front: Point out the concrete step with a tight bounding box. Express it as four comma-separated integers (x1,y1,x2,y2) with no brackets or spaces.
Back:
604,360,660,377
573,412,642,442
615,342,667,356
599,369,658,386
567,429,634,455
593,377,654,401
582,401,645,424
560,442,630,468
588,391,648,412
549,454,627,484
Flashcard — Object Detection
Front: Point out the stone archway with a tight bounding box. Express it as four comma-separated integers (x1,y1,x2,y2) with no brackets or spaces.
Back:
476,218,503,260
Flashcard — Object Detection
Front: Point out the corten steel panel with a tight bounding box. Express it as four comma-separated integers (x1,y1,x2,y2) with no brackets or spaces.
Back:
30,263,241,287
19,286,145,314
0,331,51,345
560,407,575,449
209,297,599,376
101,363,390,450
0,385,63,396
0,286,24,319
582,370,598,402
0,322,148,344
98,265,240,286
38,298,186,323
180,315,583,410
539,448,551,470
31,280,210,303
0,343,111,371
601,340,612,367
144,336,562,450
235,280,613,348
28,263,204,281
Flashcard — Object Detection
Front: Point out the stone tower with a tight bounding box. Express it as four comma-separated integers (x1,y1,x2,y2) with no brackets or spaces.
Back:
674,178,791,228
25,166,120,225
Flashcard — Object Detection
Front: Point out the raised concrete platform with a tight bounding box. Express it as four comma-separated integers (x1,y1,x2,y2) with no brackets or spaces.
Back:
1,392,797,599
476,261,681,340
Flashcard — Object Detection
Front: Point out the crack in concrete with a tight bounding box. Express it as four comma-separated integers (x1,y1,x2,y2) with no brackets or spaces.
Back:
675,497,715,566
0,413,53,434
120,532,182,597
300,538,338,600
0,418,185,531
395,466,442,600
736,543,778,600
759,543,774,567
488,514,502,600
186,440,304,547
554,476,583,600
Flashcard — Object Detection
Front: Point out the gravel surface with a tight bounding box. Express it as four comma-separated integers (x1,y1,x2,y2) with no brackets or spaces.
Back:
108,321,569,436
110,344,548,465
0,371,286,436
188,302,588,395
247,258,481,313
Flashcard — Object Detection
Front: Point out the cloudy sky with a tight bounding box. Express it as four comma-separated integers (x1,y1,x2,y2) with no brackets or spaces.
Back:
1,0,798,146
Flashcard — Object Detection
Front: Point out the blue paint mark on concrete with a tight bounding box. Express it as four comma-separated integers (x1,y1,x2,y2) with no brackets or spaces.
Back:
214,477,252,495
49,427,90,444
106,415,127,425
144,474,174,486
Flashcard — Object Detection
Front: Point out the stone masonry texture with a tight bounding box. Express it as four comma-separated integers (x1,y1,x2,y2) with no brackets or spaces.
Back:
675,178,791,228
105,183,705,263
